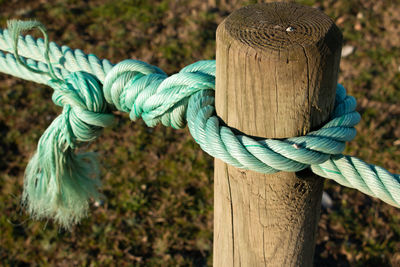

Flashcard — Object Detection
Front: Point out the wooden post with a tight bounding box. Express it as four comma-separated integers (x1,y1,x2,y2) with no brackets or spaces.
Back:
214,3,342,266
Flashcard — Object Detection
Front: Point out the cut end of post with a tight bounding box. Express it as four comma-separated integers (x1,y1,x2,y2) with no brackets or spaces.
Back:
224,2,342,54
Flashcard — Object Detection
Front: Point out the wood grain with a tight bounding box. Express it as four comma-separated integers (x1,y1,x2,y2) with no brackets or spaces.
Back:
214,3,342,266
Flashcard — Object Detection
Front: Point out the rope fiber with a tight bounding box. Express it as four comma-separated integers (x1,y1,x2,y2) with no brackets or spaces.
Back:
0,20,399,229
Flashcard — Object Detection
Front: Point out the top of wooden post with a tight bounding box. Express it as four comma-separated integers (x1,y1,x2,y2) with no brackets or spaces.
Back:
222,2,342,59
216,2,343,137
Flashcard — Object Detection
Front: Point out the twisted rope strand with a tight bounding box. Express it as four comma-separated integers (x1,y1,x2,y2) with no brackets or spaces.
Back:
0,20,399,228
0,28,113,82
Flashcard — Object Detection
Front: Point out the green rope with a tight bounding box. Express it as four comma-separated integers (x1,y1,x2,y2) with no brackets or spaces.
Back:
0,20,399,229
7,20,58,80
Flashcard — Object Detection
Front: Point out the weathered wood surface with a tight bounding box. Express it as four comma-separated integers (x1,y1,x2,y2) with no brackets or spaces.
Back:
214,3,342,266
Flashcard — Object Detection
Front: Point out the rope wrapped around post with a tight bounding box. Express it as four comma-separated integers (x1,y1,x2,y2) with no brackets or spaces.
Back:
0,20,398,229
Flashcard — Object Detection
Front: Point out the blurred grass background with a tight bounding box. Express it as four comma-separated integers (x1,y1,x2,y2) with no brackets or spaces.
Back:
0,0,400,266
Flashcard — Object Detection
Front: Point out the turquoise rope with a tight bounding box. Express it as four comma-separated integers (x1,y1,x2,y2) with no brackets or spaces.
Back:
0,20,399,229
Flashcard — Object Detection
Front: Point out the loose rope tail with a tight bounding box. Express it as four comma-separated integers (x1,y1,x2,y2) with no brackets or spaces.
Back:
0,20,399,229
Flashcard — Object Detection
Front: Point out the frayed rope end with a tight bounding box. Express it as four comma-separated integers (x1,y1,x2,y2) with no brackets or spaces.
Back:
22,115,103,230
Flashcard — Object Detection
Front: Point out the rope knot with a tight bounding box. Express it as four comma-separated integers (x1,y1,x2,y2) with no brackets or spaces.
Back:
50,71,115,144
103,59,215,129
